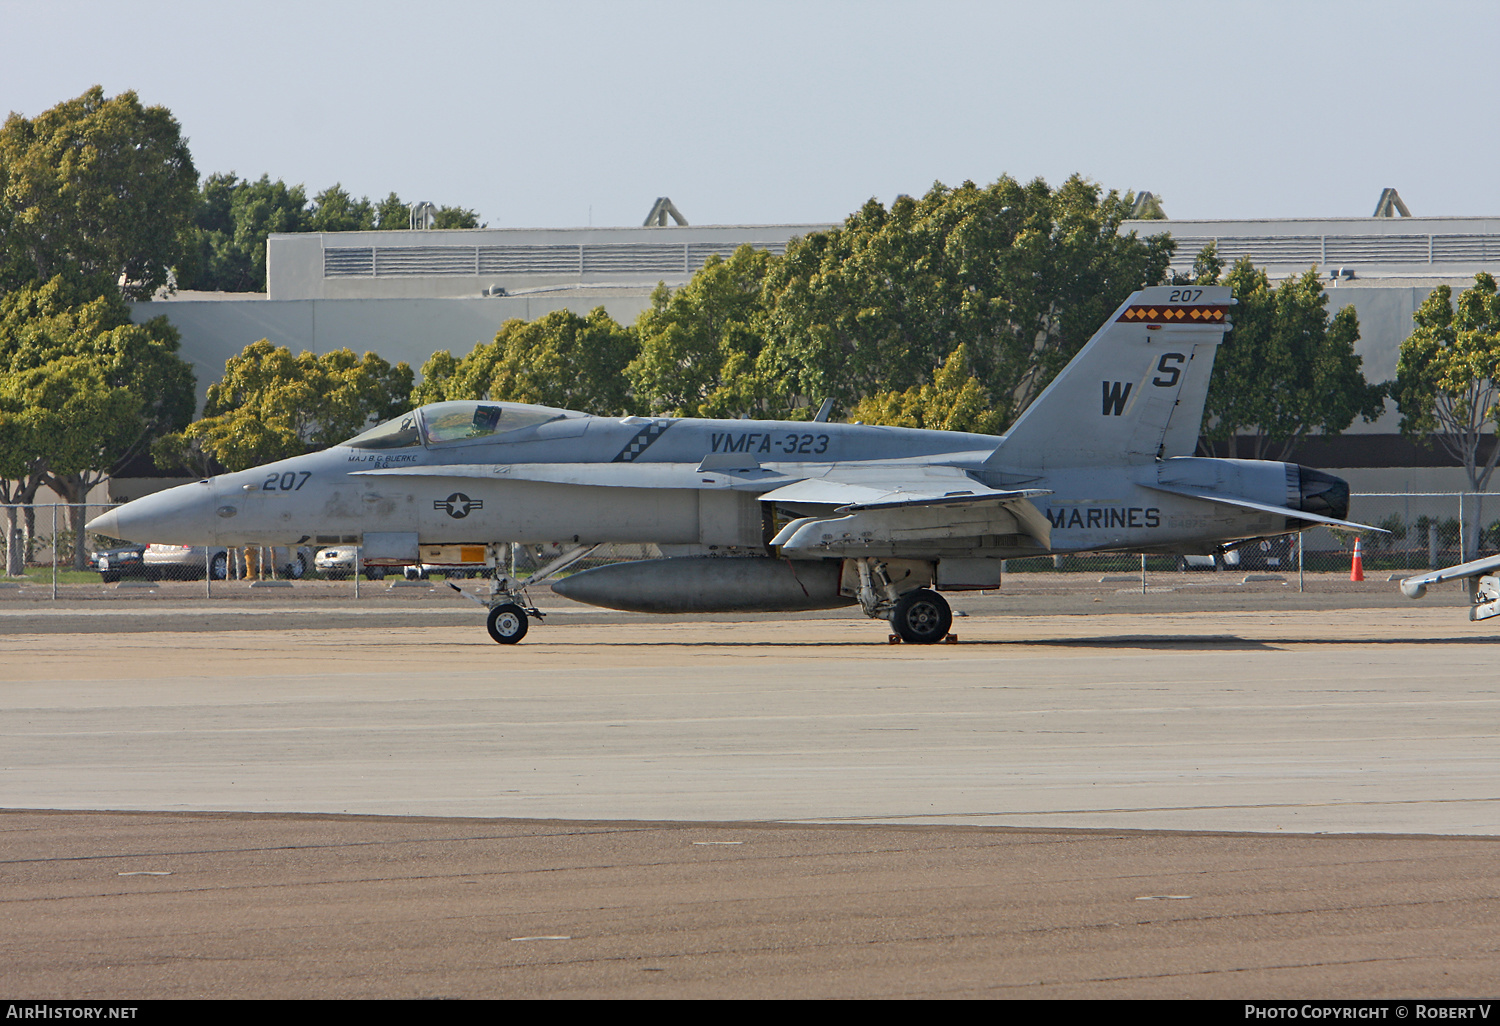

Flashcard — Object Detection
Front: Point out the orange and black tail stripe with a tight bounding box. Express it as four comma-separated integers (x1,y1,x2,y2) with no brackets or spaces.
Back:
1117,305,1229,324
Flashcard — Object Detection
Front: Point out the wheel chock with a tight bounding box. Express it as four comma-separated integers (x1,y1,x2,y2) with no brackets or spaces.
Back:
887,634,902,644
944,633,958,643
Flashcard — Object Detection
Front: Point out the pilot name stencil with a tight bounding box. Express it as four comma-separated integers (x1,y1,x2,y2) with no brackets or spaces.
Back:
347,453,420,465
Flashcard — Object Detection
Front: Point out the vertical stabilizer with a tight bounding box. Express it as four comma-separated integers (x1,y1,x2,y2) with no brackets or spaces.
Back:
988,285,1232,469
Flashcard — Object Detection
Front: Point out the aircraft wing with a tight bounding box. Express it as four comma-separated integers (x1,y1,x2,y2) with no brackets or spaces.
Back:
1141,483,1388,534
763,476,1053,555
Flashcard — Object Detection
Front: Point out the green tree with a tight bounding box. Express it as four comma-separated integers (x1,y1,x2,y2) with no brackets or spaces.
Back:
409,349,460,407
433,308,637,415
1393,273,1500,509
756,174,1175,423
0,272,195,567
0,86,197,298
1200,259,1385,460
627,247,775,418
0,385,49,575
307,184,377,233
374,192,410,230
179,173,310,292
433,205,481,229
848,343,1004,434
168,340,414,471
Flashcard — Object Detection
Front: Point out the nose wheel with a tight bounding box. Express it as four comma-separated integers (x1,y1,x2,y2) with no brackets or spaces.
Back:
889,588,952,644
486,603,529,644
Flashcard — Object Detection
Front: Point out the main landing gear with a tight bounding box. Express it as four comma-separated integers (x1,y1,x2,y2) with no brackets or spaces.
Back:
852,558,954,644
889,588,953,644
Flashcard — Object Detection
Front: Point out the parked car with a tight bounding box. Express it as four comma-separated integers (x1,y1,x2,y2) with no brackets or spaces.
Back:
1176,550,1240,571
1237,536,1293,570
90,544,149,583
143,544,310,581
313,545,385,580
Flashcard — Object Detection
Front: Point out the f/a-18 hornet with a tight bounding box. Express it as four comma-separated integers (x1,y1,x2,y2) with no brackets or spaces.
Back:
90,284,1377,644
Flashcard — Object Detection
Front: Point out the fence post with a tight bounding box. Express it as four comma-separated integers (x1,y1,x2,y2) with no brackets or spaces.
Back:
1460,492,1467,561
1298,532,1304,593
1428,524,1439,569
51,503,58,601
354,547,360,600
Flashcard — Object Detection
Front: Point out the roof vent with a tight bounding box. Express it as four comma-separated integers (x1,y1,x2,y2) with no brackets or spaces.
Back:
1372,188,1411,218
1130,191,1166,219
409,201,437,230
643,197,688,227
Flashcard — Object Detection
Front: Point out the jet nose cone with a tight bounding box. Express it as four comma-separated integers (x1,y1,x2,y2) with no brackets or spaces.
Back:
85,508,121,537
90,481,220,543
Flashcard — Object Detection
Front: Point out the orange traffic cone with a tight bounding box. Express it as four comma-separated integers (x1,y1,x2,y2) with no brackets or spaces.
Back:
1350,537,1364,582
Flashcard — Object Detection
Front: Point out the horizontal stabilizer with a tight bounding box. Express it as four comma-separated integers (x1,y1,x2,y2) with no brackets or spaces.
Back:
1398,554,1500,599
1142,483,1388,534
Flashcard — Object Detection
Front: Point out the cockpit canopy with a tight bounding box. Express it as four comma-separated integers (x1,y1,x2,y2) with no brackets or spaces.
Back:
342,401,572,450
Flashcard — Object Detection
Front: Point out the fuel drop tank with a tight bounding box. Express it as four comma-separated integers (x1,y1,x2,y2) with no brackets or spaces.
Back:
551,556,855,614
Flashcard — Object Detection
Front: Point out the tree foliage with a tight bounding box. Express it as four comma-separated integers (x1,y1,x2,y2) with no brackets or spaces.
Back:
180,173,310,292
0,86,197,298
0,272,195,566
627,247,774,418
1200,259,1385,460
164,340,412,471
178,177,482,292
432,205,481,229
1393,272,1500,491
422,308,637,415
847,343,1004,434
755,174,1175,423
0,272,196,473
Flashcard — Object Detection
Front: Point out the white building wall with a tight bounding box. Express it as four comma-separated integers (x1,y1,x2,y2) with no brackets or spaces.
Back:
131,292,656,408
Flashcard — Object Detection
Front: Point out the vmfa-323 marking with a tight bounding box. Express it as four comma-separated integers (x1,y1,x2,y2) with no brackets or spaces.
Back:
89,285,1378,645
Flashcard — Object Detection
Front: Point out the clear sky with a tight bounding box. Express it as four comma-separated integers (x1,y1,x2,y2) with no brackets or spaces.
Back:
5,0,1497,228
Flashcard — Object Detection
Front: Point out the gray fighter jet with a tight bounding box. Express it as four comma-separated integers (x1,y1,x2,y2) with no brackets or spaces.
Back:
88,284,1377,644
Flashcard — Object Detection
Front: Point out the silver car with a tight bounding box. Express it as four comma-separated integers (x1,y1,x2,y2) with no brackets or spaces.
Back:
313,545,385,580
143,544,309,580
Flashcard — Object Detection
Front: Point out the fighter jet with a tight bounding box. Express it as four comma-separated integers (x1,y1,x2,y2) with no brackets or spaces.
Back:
88,284,1378,644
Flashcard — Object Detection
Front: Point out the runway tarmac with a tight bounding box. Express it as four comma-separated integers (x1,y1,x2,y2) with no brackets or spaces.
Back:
3,584,1496,997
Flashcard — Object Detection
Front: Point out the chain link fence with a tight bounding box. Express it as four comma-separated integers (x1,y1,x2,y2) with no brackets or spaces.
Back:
6,493,1499,598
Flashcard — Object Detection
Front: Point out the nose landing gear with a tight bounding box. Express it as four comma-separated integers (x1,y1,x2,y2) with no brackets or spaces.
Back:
485,603,530,644
449,543,600,646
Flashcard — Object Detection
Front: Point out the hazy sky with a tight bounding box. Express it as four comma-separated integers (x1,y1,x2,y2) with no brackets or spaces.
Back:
5,0,1497,229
